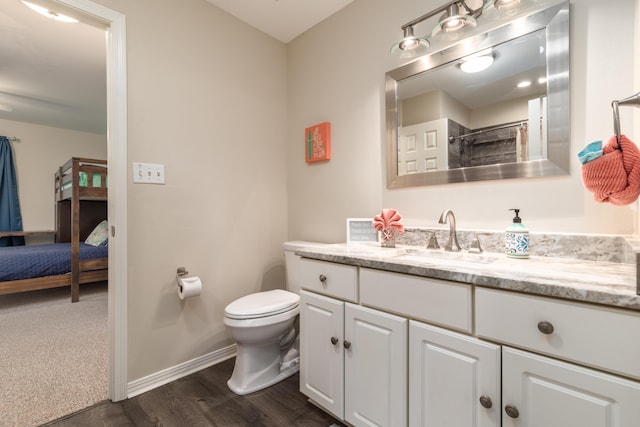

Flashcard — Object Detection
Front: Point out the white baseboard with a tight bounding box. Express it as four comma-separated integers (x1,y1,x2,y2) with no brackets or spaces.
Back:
127,344,237,398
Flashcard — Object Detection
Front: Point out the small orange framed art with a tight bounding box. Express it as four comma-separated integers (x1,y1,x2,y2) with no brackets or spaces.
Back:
305,122,331,163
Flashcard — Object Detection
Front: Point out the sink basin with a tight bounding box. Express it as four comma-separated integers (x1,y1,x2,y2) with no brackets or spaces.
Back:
394,248,501,266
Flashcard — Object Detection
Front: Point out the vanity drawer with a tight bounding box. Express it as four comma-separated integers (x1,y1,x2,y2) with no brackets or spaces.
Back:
300,258,358,302
476,288,640,380
360,268,472,333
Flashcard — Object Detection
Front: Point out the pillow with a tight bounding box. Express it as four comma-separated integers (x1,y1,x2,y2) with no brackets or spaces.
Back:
85,220,109,246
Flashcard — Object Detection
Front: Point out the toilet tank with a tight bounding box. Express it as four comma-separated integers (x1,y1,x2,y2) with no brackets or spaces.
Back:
282,241,326,295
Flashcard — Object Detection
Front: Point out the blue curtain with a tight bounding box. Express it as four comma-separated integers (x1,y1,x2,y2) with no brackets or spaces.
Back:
0,136,25,246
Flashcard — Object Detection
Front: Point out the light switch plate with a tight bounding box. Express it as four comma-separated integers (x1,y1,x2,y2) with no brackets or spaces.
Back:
133,162,165,184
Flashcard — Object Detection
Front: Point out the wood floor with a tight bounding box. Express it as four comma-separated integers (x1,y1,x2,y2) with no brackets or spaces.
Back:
43,357,344,427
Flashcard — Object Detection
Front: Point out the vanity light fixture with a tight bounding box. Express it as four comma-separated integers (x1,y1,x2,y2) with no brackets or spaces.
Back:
390,26,430,58
391,0,524,58
21,1,79,23
432,3,477,36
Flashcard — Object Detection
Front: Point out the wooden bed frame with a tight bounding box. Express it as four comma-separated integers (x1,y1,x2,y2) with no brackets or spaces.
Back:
0,157,108,302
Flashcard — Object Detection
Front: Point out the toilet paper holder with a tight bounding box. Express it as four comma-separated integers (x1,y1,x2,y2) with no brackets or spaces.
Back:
176,267,189,290
176,267,203,299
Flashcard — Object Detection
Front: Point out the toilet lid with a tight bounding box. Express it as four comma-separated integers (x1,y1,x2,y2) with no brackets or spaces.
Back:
225,289,300,320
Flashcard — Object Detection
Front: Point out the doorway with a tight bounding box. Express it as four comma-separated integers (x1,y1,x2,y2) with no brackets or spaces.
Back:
0,0,126,409
36,0,128,402
59,0,129,402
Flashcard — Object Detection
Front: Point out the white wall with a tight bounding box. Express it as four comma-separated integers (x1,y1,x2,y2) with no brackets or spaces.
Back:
0,118,106,232
94,0,288,382
470,95,531,129
287,0,638,241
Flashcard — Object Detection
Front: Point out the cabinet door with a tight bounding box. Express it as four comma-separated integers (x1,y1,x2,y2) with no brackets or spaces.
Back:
344,303,407,427
299,290,344,419
502,346,640,427
409,321,501,427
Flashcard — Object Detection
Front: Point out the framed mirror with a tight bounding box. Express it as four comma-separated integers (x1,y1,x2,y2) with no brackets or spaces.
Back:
385,1,569,188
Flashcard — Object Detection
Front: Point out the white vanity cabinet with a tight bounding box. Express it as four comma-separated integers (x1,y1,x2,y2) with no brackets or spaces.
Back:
359,268,499,426
409,321,501,427
299,290,345,419
298,254,640,427
344,300,407,427
477,288,640,426
299,290,407,427
502,346,640,427
299,259,407,427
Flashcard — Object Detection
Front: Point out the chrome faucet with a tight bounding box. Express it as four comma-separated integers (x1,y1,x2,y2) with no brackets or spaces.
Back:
438,210,461,252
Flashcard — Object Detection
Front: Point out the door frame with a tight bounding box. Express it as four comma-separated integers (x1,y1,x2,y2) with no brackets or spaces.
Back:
55,0,128,401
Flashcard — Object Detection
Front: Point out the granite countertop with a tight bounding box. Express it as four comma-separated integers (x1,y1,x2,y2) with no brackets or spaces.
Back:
295,243,640,311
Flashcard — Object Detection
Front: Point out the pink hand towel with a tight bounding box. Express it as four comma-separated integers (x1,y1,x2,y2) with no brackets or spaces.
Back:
581,135,640,206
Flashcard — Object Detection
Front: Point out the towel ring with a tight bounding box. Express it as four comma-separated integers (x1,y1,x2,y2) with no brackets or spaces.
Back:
612,91,640,150
612,100,622,150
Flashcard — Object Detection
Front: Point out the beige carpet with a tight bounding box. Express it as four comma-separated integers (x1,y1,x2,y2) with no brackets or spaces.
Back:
0,283,108,427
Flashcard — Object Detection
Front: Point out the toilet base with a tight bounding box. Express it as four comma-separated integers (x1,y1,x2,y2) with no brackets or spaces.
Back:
227,356,299,395
227,335,300,396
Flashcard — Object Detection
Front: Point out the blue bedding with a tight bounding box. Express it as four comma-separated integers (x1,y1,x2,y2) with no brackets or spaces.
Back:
0,243,108,281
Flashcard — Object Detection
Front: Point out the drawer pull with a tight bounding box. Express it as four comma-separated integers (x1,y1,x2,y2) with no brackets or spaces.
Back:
343,340,352,349
319,274,327,284
479,395,493,409
330,337,339,346
504,404,520,419
537,321,555,335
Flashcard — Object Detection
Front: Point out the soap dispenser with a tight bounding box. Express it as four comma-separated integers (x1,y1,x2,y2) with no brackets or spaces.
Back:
505,209,529,258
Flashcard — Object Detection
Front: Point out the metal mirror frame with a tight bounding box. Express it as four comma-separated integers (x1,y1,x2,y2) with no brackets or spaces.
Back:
385,0,569,188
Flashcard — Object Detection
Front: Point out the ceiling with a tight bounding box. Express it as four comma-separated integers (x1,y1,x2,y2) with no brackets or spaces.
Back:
0,0,353,136
204,0,354,44
0,0,107,134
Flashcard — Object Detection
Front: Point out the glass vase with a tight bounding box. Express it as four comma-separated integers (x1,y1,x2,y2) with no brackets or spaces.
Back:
381,227,396,248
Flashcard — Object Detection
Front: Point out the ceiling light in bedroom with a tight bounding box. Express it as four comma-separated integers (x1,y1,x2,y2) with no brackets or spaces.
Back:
21,1,79,23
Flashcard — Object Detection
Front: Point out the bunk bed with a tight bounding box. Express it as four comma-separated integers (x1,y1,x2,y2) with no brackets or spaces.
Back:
0,157,108,302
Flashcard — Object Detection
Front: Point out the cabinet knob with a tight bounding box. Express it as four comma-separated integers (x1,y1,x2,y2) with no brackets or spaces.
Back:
479,395,493,409
330,336,339,346
504,404,520,419
319,274,327,284
537,321,555,335
343,340,352,349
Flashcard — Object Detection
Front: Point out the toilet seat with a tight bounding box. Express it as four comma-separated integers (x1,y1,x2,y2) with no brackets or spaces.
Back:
225,289,299,320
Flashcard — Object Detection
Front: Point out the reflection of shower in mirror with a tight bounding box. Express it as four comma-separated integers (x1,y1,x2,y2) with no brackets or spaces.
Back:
448,120,530,169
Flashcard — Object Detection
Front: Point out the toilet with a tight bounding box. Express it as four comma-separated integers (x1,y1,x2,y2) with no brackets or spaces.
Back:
223,241,317,395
